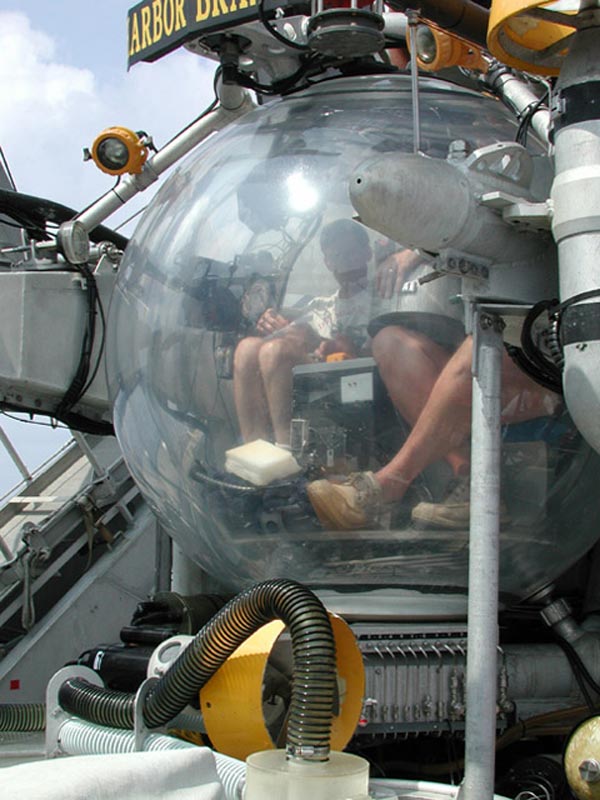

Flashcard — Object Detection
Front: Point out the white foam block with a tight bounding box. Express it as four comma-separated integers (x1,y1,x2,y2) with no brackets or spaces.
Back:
225,439,301,486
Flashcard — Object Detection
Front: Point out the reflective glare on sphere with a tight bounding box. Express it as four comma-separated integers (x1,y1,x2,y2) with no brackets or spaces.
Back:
107,75,600,613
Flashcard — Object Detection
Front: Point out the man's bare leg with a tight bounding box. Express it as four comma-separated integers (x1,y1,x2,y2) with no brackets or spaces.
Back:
258,332,311,445
308,334,560,529
373,326,470,491
375,337,561,503
233,337,272,442
375,336,473,502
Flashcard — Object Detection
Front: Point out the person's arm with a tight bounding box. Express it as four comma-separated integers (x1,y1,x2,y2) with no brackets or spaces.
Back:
255,307,290,336
375,249,424,299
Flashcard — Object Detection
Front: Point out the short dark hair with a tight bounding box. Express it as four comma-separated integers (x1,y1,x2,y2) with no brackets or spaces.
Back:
319,219,370,252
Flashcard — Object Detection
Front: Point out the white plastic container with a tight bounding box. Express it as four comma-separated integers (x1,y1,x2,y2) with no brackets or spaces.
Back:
245,750,369,800
224,440,301,486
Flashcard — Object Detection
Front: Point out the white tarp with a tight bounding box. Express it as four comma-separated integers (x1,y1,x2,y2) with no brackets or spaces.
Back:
0,747,227,800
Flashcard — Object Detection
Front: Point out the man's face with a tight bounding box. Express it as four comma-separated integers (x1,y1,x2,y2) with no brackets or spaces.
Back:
322,240,371,285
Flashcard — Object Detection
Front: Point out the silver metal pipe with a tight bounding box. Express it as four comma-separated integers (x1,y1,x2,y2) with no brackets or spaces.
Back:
460,310,504,800
407,10,421,154
484,65,550,144
0,424,31,483
76,85,255,234
382,11,408,39
551,24,600,453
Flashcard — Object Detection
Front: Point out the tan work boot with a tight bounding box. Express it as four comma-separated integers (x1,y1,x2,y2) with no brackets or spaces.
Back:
307,471,382,530
411,477,510,530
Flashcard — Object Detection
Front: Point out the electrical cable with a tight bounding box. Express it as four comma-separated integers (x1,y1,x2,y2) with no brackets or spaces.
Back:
515,92,549,146
54,263,98,421
257,0,309,52
79,287,107,399
503,299,563,394
553,634,600,699
235,53,323,97
113,205,148,232
0,411,69,430
520,299,563,391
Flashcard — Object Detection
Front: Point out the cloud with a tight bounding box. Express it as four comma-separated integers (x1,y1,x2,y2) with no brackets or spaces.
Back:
0,12,100,204
0,10,218,493
0,10,217,217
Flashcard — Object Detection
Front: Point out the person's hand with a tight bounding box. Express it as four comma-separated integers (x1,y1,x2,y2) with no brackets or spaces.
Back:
375,249,423,299
256,308,289,336
313,335,356,361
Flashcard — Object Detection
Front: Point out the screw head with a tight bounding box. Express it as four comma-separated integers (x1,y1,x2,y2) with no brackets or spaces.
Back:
579,759,600,783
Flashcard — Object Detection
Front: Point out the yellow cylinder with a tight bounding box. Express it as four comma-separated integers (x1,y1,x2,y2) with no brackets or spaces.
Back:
487,0,577,76
200,614,365,760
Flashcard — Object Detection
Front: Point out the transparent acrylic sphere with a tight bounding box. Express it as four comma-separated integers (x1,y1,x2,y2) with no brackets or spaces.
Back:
107,75,600,611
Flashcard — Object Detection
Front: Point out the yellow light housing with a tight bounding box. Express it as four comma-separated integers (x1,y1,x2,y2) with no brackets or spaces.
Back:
487,0,577,77
409,24,489,73
90,126,148,176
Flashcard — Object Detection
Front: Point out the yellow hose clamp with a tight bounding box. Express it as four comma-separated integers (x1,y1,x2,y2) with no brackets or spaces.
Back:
91,126,148,175
200,614,365,760
487,0,577,77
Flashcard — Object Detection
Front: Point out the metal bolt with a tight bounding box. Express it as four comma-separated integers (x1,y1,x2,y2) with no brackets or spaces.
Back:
480,313,493,330
579,759,600,783
448,139,469,159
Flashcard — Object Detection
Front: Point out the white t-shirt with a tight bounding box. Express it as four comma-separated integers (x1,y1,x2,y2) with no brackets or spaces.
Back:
298,285,373,344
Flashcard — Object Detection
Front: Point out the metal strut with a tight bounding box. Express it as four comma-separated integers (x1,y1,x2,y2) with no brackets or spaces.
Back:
460,307,505,800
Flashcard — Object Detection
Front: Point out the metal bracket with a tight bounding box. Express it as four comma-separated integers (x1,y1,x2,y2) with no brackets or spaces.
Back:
45,665,104,757
134,676,160,751
435,251,491,281
472,307,506,378
480,192,552,231
21,521,51,561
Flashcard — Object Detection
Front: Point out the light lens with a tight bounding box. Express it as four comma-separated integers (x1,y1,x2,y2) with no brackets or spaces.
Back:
96,138,131,171
415,25,437,64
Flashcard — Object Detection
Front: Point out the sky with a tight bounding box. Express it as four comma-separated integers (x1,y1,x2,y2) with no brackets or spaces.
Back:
0,1,217,497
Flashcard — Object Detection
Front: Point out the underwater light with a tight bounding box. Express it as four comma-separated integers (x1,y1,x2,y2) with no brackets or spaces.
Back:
88,126,149,176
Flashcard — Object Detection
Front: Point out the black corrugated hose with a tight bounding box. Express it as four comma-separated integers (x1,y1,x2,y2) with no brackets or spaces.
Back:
58,579,337,759
0,702,45,732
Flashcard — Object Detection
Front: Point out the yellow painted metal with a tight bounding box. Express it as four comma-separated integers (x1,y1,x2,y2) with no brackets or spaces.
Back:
487,0,577,76
200,614,365,760
408,25,489,72
91,126,148,175
564,715,600,800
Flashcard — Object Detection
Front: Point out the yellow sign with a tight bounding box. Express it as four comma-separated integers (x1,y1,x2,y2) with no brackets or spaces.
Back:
127,0,259,66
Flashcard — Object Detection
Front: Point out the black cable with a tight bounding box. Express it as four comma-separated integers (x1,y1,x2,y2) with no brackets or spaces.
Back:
257,0,309,52
504,299,563,395
521,300,562,383
553,637,595,710
235,54,323,97
79,288,106,398
554,634,600,697
505,343,562,394
0,398,113,437
559,287,600,311
515,92,549,147
1,411,69,430
54,264,98,420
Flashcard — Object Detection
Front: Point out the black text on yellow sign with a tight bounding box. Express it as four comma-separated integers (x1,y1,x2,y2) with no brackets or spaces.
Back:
127,0,259,65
